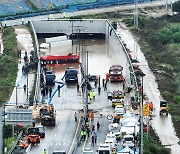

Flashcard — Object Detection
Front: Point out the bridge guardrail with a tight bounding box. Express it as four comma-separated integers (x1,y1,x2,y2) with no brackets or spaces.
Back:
29,21,41,104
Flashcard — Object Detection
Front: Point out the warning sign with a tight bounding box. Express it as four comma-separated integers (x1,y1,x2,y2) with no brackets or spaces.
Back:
143,104,150,116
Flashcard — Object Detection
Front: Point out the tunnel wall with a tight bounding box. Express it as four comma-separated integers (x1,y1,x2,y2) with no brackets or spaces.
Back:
31,19,106,36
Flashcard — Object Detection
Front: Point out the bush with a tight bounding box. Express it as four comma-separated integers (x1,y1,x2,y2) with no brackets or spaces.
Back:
3,124,12,138
173,32,180,42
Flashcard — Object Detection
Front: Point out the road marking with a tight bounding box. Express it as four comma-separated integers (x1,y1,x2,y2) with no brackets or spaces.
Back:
55,134,57,137
68,112,82,154
59,143,61,145
51,142,53,146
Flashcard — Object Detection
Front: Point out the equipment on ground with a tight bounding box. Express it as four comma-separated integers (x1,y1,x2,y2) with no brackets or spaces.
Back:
40,105,56,126
27,127,40,144
65,67,78,83
109,65,124,82
160,100,168,116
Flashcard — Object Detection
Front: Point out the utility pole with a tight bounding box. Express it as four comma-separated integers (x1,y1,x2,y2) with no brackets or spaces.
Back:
134,0,138,28
0,109,3,154
26,71,29,101
140,75,144,154
85,51,89,113
165,0,168,16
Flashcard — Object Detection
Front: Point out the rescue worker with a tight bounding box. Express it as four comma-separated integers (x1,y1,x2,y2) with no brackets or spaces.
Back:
97,121,100,130
89,91,93,100
92,91,96,100
90,111,94,121
49,87,52,97
92,125,95,133
98,86,101,95
94,79,97,88
87,127,90,137
81,130,84,141
83,130,87,140
23,84,26,92
94,132,97,144
91,135,95,146
74,112,77,121
102,78,105,87
106,73,109,82
77,83,79,92
104,81,107,91
57,85,60,97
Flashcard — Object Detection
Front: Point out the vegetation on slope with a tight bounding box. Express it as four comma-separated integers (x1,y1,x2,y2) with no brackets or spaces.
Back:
0,27,18,104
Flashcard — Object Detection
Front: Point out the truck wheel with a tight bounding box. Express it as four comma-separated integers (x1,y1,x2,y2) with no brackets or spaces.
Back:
166,113,168,116
37,139,40,143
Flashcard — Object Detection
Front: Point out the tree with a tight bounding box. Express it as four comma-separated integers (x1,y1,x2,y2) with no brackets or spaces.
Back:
173,1,180,13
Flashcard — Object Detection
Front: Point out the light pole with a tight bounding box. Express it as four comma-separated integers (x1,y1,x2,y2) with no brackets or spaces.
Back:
134,0,138,28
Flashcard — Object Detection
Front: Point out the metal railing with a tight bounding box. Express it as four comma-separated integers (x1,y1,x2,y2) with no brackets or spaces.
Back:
8,131,23,154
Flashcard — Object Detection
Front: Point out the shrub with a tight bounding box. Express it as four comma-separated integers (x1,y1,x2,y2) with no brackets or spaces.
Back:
173,32,180,42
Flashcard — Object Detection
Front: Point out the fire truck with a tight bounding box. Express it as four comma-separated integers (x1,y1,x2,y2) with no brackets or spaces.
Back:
109,65,124,82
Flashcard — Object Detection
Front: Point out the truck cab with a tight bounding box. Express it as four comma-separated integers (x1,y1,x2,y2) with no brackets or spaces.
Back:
65,67,78,83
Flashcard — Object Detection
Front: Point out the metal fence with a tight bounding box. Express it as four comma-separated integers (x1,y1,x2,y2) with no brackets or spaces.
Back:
8,131,23,154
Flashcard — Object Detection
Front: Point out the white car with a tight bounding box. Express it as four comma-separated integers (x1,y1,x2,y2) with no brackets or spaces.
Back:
82,148,93,154
122,134,135,148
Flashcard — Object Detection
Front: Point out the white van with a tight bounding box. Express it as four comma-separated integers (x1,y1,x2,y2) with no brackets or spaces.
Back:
122,134,135,148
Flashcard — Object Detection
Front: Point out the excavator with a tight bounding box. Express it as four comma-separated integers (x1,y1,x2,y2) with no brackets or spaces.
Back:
40,104,56,126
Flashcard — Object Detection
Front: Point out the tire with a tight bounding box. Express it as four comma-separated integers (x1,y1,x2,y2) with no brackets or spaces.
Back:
37,139,40,143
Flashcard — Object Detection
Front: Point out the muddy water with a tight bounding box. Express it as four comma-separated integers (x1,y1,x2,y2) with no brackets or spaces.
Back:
117,25,180,153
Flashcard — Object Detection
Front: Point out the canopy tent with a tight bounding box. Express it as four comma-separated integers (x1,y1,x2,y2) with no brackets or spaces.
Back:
117,146,137,154
120,122,139,135
120,113,139,126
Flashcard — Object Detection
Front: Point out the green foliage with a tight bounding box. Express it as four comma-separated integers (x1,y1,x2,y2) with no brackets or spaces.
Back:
5,137,16,152
144,134,170,154
3,124,12,138
155,25,180,44
172,1,180,13
0,27,18,103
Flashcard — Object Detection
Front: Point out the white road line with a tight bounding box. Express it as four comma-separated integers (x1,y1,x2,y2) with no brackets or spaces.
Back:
55,134,57,137
51,142,53,146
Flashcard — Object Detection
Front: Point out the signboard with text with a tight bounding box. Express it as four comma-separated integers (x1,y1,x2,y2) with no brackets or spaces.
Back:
143,104,150,116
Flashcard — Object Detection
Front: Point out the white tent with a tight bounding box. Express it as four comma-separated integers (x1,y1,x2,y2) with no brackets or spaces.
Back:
117,146,137,154
120,113,139,126
120,122,139,135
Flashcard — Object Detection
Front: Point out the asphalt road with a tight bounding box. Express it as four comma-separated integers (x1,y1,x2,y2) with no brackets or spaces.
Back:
28,30,133,154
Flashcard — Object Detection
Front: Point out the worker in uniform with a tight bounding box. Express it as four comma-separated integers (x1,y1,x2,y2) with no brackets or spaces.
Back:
49,87,52,97
91,135,95,146
94,132,97,144
4,20,7,27
92,91,95,100
83,130,87,141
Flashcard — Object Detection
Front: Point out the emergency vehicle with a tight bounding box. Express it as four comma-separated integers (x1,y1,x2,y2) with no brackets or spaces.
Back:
109,65,124,82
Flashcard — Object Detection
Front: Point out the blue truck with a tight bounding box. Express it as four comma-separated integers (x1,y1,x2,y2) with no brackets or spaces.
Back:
65,67,78,83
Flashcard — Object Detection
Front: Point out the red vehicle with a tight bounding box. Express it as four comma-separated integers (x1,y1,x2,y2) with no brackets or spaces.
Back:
40,53,80,65
109,65,124,82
